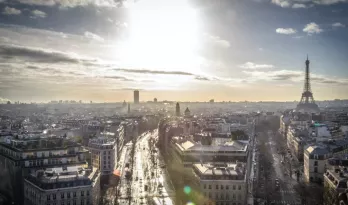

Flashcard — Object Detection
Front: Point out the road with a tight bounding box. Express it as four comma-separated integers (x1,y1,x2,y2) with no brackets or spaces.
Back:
267,131,301,205
117,142,133,204
117,129,175,205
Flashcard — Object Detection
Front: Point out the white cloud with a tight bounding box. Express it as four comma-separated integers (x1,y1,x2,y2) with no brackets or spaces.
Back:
276,28,297,35
332,22,345,28
271,0,347,8
271,0,291,7
17,0,121,8
31,10,47,18
84,31,104,42
2,6,21,15
239,62,274,69
292,3,307,8
206,34,230,48
314,0,347,5
303,22,323,35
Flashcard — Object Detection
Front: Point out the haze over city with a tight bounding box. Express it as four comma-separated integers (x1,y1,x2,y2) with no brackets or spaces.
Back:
0,0,348,103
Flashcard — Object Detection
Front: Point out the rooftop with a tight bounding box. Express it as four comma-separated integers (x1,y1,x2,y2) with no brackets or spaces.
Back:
25,166,99,190
0,137,80,152
176,139,248,153
193,162,246,178
306,145,330,155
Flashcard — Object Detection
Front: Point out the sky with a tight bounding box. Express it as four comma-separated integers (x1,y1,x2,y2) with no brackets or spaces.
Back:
0,0,348,103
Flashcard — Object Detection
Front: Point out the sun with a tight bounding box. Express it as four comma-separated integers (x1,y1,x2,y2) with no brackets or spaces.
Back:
120,0,202,73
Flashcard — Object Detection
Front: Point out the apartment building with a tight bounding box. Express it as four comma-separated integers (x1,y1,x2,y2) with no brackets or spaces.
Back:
172,138,249,167
88,137,116,175
324,160,348,205
0,136,88,205
304,145,330,183
24,166,100,205
193,162,247,205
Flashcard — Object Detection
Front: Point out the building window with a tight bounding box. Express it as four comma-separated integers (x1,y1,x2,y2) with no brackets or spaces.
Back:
80,200,84,205
61,202,65,205
314,161,318,166
67,193,71,198
216,185,219,189
81,191,84,196
208,192,212,198
233,194,236,199
221,185,223,190
67,201,71,205
86,191,90,196
221,193,224,200
108,151,111,154
233,185,236,190
203,184,206,189
104,151,106,155
238,185,241,190
61,193,64,199
73,192,76,197
53,194,56,200
314,167,318,173
208,185,211,189
47,195,51,200
226,185,229,190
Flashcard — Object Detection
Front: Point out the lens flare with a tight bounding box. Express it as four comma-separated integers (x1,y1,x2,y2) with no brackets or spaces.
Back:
184,185,192,195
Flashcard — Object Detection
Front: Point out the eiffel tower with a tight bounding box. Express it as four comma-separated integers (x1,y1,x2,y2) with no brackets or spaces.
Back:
295,55,320,113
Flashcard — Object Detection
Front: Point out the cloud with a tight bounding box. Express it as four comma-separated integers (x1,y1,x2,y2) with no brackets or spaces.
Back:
303,22,323,35
244,69,348,85
2,6,21,15
195,76,210,81
244,70,302,81
271,0,291,7
84,31,104,42
292,3,307,8
0,44,96,64
31,9,47,18
276,28,297,35
205,34,230,48
17,0,122,8
314,0,348,5
239,62,274,69
115,68,195,76
103,76,134,81
272,0,347,8
332,22,345,28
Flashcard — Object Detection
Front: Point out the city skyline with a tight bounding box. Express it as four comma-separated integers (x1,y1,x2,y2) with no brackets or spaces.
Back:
1,0,348,103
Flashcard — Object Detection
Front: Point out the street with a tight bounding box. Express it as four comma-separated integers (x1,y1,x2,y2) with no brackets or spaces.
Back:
255,131,301,205
117,129,175,205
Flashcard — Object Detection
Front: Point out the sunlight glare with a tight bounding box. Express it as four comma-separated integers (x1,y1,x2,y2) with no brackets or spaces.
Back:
120,0,201,72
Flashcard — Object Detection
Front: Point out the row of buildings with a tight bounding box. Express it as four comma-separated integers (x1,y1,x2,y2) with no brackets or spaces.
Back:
158,108,256,205
280,109,348,205
0,111,160,204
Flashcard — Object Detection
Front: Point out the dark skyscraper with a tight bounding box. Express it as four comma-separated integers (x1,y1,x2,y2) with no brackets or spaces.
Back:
176,102,180,116
296,55,320,113
134,90,139,104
